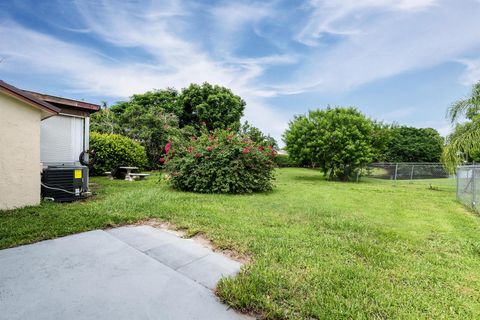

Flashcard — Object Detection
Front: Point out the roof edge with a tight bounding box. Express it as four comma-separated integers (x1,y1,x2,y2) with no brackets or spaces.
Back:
0,80,60,115
23,90,101,112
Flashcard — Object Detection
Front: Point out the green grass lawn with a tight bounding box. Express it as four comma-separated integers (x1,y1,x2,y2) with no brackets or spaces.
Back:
1,168,479,319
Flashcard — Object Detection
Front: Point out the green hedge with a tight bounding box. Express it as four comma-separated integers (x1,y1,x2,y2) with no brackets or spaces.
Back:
89,132,148,176
274,154,299,167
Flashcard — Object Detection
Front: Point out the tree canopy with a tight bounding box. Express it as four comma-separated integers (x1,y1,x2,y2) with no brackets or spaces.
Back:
283,107,374,181
178,83,245,130
384,126,444,163
90,83,273,169
91,89,182,168
240,121,278,149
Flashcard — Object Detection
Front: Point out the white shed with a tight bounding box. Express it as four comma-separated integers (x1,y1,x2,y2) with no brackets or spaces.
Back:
25,91,100,167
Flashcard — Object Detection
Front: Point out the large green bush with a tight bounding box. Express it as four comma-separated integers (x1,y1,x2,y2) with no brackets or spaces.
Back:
164,129,276,193
283,107,374,181
274,154,299,167
89,132,148,176
385,126,444,162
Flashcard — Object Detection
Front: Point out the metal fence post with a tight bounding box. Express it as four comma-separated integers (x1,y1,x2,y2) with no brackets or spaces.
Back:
410,164,414,181
394,163,398,181
473,167,477,208
456,168,460,200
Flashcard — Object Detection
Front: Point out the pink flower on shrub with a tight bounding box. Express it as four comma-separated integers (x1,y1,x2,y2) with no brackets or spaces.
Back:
242,147,250,154
258,145,264,151
207,146,213,151
226,127,231,131
159,157,165,164
267,145,273,150
165,142,171,155
194,152,200,158
187,146,194,153
191,136,197,142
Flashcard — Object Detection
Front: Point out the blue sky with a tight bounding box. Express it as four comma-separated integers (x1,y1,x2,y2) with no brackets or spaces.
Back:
2,0,480,145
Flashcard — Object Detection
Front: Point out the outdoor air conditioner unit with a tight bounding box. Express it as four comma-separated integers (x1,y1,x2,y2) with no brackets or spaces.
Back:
41,165,89,202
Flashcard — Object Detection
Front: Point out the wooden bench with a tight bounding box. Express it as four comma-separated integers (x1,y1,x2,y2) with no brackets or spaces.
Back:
128,173,150,181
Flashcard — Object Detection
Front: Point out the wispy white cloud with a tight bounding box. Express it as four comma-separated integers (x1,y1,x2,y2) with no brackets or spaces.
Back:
1,0,480,143
209,2,274,34
458,58,480,86
296,0,437,46
284,0,480,94
0,0,291,140
0,21,221,95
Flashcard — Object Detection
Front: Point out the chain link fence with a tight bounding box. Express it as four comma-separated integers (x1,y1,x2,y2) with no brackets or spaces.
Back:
456,165,480,212
366,163,450,180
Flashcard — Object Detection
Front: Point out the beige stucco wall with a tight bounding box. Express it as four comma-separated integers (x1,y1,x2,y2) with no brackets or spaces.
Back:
0,92,42,210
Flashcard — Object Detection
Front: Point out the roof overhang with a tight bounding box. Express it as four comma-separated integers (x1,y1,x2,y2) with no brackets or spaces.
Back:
24,90,101,113
0,80,60,120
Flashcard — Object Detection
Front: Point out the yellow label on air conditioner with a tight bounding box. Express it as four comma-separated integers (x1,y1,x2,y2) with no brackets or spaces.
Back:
74,170,82,179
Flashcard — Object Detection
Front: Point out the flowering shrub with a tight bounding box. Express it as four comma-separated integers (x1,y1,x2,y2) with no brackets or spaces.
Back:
164,129,276,193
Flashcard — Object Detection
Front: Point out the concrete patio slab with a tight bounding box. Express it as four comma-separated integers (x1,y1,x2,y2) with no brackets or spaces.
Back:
0,228,250,320
107,225,180,252
107,226,242,288
145,240,212,270
177,253,242,290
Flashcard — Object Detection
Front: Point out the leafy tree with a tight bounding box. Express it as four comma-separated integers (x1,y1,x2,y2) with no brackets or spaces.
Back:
443,81,480,171
89,103,119,134
239,121,278,149
177,83,245,130
111,89,180,117
114,102,180,168
283,107,374,181
384,126,444,162
371,121,394,162
90,83,249,168
282,115,314,167
94,89,183,168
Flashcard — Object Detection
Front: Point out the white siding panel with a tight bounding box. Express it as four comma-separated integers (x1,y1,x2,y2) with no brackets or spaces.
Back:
72,117,85,161
41,115,85,164
84,117,90,151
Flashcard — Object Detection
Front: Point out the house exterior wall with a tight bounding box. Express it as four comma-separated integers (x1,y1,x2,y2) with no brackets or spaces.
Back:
0,92,42,210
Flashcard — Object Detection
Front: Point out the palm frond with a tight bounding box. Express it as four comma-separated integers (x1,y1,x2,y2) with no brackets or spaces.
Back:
442,121,480,171
447,82,480,123
447,99,472,123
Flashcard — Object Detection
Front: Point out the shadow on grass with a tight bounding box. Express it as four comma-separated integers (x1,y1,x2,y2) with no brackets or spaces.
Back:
292,173,375,184
292,174,325,182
